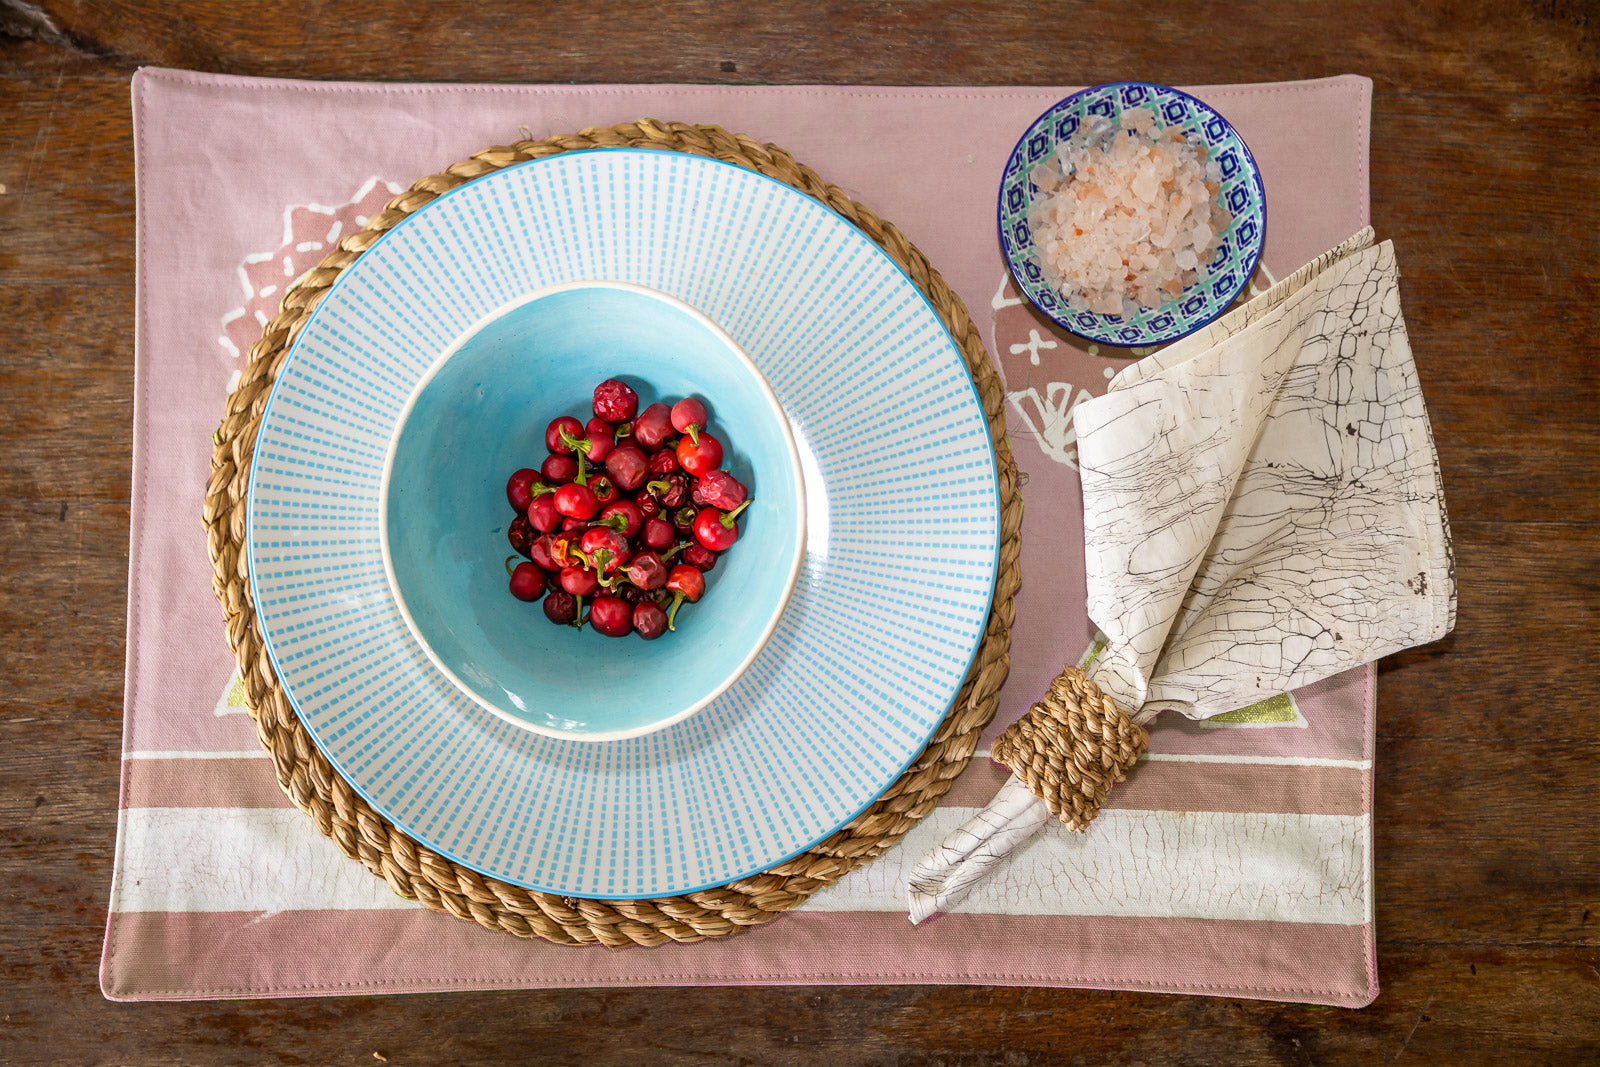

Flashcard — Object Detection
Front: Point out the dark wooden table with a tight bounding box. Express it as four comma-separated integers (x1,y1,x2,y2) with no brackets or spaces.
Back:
2,2,1595,1063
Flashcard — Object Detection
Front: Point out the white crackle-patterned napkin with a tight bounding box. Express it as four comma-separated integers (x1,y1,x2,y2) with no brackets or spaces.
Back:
909,227,1456,922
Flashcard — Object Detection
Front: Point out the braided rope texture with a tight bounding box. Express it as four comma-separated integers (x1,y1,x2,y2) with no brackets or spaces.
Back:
990,665,1149,832
203,120,1022,948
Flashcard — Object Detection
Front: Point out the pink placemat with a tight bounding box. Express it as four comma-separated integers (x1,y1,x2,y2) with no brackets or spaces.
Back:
103,69,1377,1004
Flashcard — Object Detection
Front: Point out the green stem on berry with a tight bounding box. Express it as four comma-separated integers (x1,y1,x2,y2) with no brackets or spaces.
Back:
572,594,585,628
614,421,632,439
666,591,686,631
719,499,752,528
503,555,520,577
559,425,589,455
560,427,592,485
645,478,670,497
684,423,701,446
662,542,688,561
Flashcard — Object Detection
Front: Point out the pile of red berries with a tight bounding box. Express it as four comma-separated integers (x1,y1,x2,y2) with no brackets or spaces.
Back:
502,377,751,639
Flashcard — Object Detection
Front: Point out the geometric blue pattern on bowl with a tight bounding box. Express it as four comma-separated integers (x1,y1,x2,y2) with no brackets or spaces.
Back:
997,82,1267,347
246,149,1002,898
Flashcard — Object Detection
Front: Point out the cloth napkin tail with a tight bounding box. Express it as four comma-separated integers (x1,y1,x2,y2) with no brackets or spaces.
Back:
906,774,1050,924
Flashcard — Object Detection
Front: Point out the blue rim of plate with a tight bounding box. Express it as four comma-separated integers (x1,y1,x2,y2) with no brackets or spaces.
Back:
997,81,1267,347
244,148,1003,899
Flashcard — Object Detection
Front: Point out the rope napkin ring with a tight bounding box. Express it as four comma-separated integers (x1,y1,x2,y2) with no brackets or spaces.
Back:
990,666,1147,832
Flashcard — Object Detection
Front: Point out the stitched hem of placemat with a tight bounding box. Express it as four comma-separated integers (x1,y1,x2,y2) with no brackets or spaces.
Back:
103,971,1375,1005
100,68,161,1003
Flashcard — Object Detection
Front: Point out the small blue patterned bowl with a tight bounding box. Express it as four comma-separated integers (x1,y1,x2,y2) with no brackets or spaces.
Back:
998,82,1266,347
381,281,806,741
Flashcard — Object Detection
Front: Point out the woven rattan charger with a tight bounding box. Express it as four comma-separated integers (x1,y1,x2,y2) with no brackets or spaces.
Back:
205,120,1023,948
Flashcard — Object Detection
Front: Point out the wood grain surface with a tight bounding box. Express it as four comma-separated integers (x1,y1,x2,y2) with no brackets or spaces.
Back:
1,1,1595,1064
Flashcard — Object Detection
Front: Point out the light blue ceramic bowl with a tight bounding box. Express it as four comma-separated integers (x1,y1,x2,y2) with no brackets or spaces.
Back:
998,81,1267,347
380,281,806,741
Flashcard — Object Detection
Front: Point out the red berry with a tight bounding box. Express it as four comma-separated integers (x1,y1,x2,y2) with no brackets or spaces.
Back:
549,531,582,568
676,431,723,476
508,515,535,558
546,416,584,455
622,550,668,591
599,499,644,538
579,528,630,573
649,472,690,508
588,595,633,637
543,589,577,625
632,403,674,451
561,516,588,533
693,500,749,552
605,444,650,492
665,563,705,598
589,475,621,508
527,494,562,534
593,379,640,423
636,492,661,518
508,561,546,601
541,453,578,483
684,542,719,571
671,505,697,536
529,533,560,572
632,600,668,640
584,417,616,462
663,563,706,630
647,449,679,475
506,467,539,511
697,469,747,510
671,397,708,436
641,516,674,551
553,482,599,520
559,564,600,597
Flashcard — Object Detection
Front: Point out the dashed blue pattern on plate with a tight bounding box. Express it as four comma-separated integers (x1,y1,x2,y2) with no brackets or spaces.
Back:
246,149,1002,898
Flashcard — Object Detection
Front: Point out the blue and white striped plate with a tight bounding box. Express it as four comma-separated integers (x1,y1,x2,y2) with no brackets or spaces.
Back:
246,149,1001,898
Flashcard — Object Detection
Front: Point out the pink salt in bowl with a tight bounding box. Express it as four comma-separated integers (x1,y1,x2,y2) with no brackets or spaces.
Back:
998,81,1266,348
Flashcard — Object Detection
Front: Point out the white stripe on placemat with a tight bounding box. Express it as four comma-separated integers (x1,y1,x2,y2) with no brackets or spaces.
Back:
112,805,1367,925
112,808,417,913
801,807,1370,924
1141,753,1372,769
